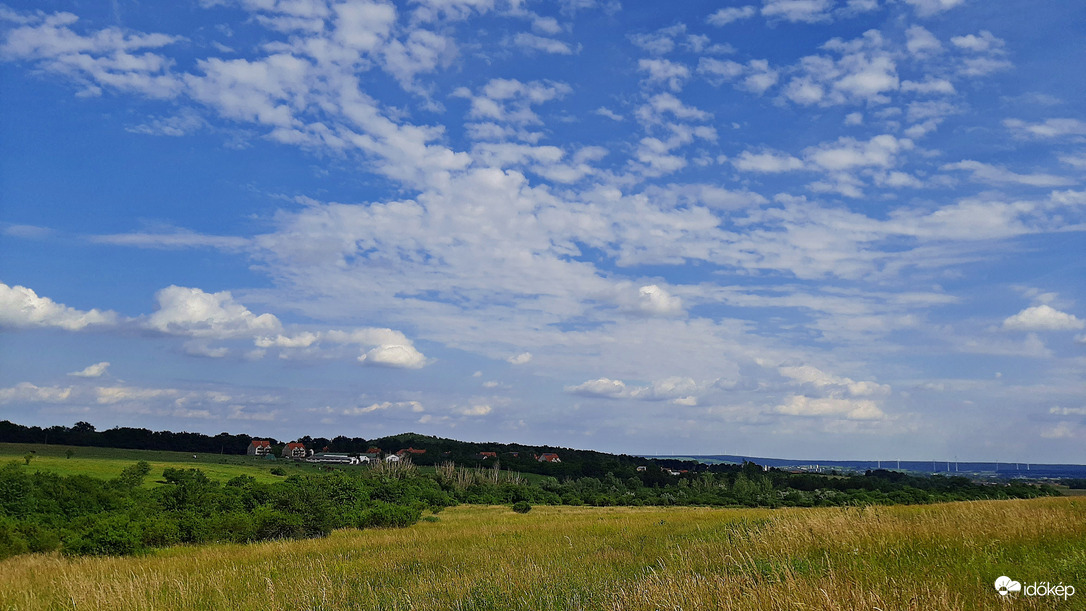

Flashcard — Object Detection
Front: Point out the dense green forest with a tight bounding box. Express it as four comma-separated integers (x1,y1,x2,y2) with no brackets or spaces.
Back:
0,454,1057,559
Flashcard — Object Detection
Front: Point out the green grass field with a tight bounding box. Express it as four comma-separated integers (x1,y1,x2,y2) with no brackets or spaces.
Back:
0,442,295,485
0,498,1083,610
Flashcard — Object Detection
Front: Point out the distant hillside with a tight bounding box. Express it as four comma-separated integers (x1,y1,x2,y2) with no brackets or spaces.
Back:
0,420,673,479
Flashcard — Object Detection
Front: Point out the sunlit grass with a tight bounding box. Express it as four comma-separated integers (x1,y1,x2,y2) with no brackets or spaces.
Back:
0,443,287,485
1,497,1082,610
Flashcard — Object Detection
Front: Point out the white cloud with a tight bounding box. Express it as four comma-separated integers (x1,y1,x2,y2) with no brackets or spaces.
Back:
0,382,73,404
636,284,684,316
637,58,690,91
359,343,428,368
595,107,623,121
455,78,572,125
1003,305,1085,332
508,352,533,364
761,0,835,24
566,377,630,398
512,32,573,55
733,150,805,173
1050,406,1086,416
147,285,281,338
903,0,965,17
707,6,757,26
950,31,1003,53
900,78,955,95
1004,118,1086,139
95,385,176,405
457,403,492,416
779,364,890,397
1040,423,1076,439
0,11,182,98
905,25,942,57
0,283,118,330
697,58,745,86
775,395,886,420
805,134,911,171
941,160,1074,187
740,59,778,94
342,400,423,415
68,362,110,378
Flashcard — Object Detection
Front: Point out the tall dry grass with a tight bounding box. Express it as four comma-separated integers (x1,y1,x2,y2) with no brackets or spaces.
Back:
1,497,1082,610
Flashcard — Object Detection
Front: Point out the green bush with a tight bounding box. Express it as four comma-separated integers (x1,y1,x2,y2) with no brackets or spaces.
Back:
63,514,144,556
512,501,532,513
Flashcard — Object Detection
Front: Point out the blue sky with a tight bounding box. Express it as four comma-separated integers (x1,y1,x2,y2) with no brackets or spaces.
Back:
1,0,1084,461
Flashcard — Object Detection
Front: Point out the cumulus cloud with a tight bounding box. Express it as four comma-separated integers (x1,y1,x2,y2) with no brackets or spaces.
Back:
905,25,942,57
147,285,281,338
0,11,182,98
0,283,118,330
733,150,805,173
457,403,492,416
359,343,428,368
707,6,756,26
903,0,965,17
565,377,630,398
0,382,73,404
761,0,835,24
779,364,890,397
507,352,533,364
1003,305,1085,331
775,395,885,420
636,284,684,316
68,362,110,378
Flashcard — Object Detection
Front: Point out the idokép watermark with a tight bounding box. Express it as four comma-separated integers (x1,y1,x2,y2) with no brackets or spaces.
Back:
995,576,1075,601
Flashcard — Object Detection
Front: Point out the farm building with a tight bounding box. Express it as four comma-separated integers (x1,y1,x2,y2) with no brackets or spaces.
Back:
306,453,354,464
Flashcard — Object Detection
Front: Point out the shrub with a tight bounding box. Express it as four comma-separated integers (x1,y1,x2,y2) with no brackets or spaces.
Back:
63,514,144,556
512,501,532,513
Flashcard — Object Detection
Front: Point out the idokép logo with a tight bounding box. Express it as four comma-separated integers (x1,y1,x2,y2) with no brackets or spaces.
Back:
995,576,1075,601
994,576,1021,596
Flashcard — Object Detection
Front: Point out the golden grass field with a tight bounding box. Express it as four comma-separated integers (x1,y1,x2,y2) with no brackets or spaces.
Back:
1,497,1082,610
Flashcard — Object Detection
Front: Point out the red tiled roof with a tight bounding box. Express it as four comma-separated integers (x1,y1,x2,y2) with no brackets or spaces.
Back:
286,442,305,449
250,440,270,447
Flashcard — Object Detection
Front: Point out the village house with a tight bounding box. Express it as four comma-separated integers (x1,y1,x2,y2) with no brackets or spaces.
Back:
282,442,306,459
536,453,561,463
475,451,498,460
396,447,426,457
247,440,271,456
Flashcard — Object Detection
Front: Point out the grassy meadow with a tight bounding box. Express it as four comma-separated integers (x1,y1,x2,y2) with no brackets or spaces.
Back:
1,497,1082,610
0,443,290,485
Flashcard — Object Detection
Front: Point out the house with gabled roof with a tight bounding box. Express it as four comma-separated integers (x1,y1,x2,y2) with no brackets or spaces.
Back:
282,442,306,459
537,453,561,463
247,440,271,456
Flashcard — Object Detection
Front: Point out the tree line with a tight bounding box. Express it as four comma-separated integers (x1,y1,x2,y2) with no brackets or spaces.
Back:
0,456,1057,559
